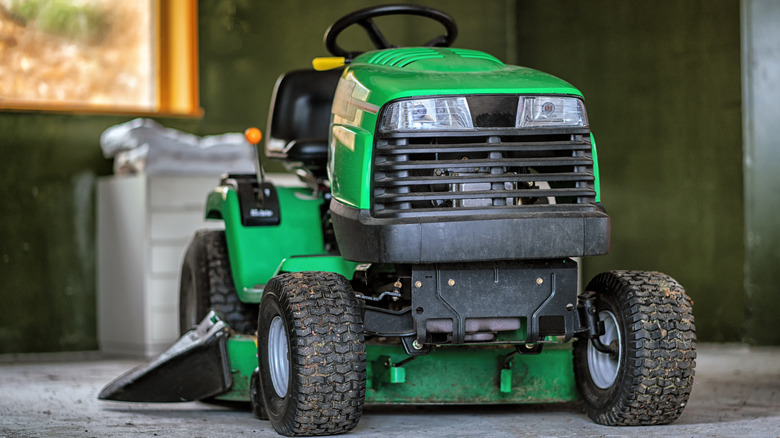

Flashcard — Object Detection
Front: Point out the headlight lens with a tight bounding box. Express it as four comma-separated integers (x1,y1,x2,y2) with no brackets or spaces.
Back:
379,97,474,132
516,96,587,128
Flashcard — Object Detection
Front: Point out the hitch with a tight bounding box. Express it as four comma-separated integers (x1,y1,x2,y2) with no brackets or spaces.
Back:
580,292,619,358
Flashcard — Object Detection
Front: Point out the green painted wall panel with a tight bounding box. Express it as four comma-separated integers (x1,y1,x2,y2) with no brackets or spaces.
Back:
515,1,744,342
0,114,117,353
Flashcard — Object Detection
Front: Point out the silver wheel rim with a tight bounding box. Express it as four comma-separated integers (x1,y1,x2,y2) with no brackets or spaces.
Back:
587,310,622,389
268,316,289,398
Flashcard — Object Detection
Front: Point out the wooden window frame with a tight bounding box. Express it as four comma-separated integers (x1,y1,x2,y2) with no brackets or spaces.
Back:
156,0,201,117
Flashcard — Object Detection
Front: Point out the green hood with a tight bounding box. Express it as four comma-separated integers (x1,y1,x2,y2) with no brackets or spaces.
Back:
349,47,583,106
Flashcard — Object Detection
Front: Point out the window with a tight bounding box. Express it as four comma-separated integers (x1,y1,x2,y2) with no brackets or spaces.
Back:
0,0,200,116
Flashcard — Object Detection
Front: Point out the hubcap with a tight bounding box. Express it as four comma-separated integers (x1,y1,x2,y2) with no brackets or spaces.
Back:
268,316,289,398
587,310,622,389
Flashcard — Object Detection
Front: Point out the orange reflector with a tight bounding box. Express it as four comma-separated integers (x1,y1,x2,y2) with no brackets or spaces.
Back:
244,127,262,145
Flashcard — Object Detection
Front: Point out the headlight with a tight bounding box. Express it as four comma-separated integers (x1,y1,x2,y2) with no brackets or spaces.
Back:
516,96,587,128
379,97,474,132
378,95,587,132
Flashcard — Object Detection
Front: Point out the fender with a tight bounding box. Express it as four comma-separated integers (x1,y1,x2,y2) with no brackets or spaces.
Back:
204,183,328,303
275,255,359,280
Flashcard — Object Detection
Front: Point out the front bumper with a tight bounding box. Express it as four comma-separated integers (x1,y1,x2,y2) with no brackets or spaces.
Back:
331,200,610,264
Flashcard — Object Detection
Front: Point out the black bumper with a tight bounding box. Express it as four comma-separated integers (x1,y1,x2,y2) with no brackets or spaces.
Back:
331,201,610,264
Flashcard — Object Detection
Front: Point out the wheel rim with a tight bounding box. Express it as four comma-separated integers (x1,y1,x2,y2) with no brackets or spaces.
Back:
268,316,289,398
587,310,622,389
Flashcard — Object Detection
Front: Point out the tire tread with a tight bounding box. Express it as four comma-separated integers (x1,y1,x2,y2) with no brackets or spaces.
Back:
179,230,258,335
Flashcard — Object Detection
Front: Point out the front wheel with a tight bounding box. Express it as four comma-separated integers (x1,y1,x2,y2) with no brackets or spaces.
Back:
257,272,366,436
573,271,696,425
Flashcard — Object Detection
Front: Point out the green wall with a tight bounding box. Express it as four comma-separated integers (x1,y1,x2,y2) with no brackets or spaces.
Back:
0,114,113,353
516,1,744,342
0,0,763,353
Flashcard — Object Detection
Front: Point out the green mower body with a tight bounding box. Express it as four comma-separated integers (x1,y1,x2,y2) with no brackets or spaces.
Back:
100,5,696,436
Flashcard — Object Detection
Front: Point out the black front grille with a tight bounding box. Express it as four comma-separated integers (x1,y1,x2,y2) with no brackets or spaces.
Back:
372,130,597,218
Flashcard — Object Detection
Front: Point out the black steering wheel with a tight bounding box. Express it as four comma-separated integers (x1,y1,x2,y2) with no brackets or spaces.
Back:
324,4,458,60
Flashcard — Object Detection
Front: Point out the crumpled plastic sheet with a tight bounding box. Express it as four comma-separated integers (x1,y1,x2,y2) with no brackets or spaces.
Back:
100,118,256,175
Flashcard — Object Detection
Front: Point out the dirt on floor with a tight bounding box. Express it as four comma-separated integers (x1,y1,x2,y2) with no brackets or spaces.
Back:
0,344,779,437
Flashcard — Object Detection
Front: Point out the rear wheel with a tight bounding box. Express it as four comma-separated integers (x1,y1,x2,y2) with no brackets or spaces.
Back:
257,272,366,436
179,230,258,335
574,271,696,425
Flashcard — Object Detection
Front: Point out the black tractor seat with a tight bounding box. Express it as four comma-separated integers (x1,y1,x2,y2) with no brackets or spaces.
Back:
265,68,343,178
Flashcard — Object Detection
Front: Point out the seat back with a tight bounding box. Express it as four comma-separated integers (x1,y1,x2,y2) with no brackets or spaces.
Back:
265,69,343,176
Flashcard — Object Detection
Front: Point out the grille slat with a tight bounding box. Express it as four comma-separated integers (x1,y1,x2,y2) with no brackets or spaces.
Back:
375,188,596,203
376,140,591,155
375,157,592,171
375,172,594,187
372,130,597,217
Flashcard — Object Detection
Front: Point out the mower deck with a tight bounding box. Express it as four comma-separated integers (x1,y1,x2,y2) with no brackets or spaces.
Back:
216,336,577,405
101,312,577,406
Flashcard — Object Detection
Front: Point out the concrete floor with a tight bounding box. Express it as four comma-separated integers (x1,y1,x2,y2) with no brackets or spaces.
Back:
0,344,778,438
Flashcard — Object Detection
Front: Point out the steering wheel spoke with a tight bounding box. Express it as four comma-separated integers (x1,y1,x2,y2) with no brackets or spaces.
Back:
422,35,449,47
357,18,392,50
325,4,458,60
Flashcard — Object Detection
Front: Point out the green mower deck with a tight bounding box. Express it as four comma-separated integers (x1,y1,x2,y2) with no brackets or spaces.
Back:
217,335,577,405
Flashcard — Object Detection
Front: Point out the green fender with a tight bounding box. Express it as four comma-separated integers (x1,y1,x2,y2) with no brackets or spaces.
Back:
274,256,360,280
204,184,331,303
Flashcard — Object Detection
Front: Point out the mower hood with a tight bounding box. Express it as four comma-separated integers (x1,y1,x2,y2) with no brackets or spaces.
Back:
348,47,583,106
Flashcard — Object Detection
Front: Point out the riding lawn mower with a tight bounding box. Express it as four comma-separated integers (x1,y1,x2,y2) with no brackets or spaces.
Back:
99,4,697,436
